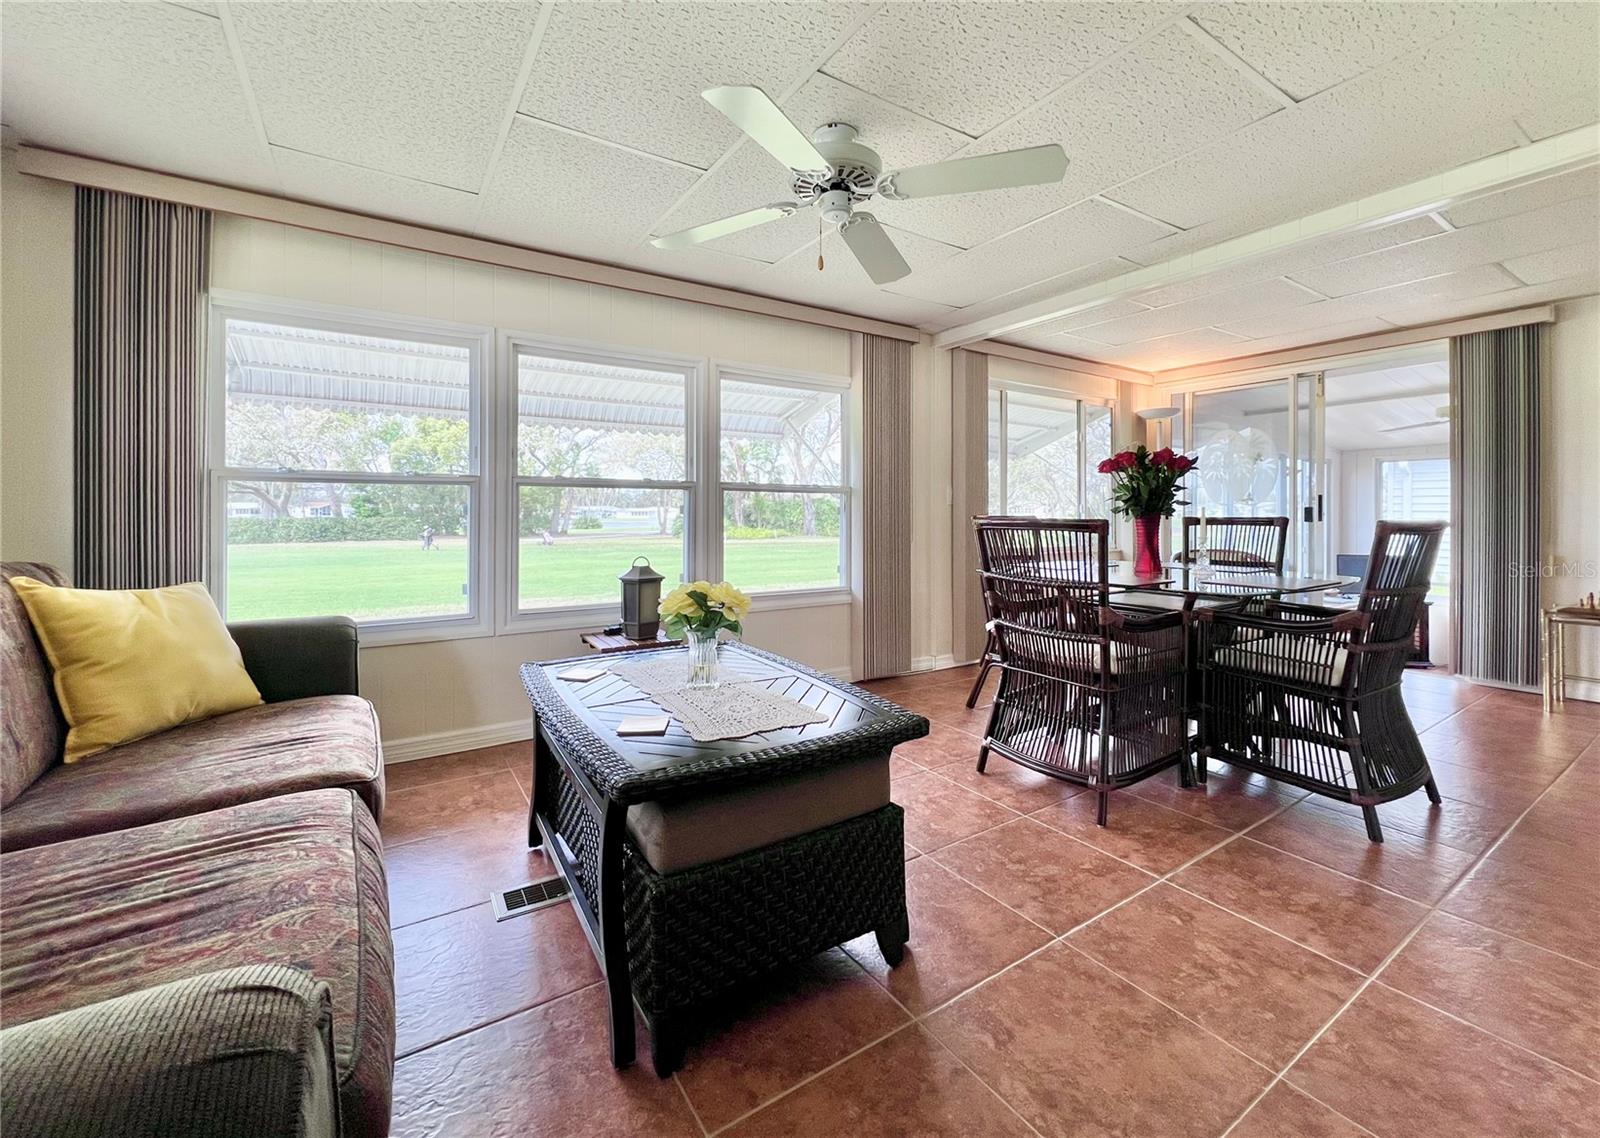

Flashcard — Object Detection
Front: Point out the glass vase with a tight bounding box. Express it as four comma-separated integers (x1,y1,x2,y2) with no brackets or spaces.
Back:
1133,514,1164,577
684,627,720,690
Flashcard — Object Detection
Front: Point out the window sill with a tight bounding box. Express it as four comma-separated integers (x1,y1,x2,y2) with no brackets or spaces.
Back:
748,587,853,612
499,588,854,637
353,614,494,649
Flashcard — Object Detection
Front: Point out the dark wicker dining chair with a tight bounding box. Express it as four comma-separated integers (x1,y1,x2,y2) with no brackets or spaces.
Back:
1194,520,1446,842
1179,515,1290,571
965,515,1036,708
974,518,1190,826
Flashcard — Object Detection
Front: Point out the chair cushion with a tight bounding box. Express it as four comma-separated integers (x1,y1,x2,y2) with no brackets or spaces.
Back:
0,696,384,852
0,789,394,1138
1,562,68,808
10,577,263,764
1213,633,1349,686
626,753,889,874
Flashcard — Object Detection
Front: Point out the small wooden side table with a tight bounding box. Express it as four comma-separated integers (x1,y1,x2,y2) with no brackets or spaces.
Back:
1542,605,1600,711
580,628,673,654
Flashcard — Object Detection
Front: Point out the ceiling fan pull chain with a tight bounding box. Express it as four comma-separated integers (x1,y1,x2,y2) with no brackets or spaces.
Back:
817,214,824,272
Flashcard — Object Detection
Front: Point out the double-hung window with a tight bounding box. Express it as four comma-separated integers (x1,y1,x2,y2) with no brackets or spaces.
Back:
511,342,695,616
987,385,1115,519
210,308,489,639
716,368,850,594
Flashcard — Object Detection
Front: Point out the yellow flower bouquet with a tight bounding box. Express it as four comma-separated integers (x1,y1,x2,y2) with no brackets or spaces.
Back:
658,579,751,640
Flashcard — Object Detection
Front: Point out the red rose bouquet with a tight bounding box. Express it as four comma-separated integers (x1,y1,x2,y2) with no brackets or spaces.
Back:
1097,445,1198,520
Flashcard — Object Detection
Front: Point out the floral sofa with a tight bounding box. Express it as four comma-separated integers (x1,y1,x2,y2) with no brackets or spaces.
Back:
0,562,393,1138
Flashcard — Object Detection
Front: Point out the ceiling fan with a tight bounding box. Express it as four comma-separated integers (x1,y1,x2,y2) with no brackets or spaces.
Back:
650,86,1069,285
1379,404,1454,433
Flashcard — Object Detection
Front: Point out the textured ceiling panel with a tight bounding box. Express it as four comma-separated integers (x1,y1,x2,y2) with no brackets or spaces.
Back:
1515,94,1600,142
1089,327,1251,368
0,1,274,187
1504,243,1600,287
923,258,1145,331
784,72,970,169
230,2,542,192
651,143,818,263
1190,3,1475,101
476,118,702,258
1075,278,1320,345
1440,166,1600,228
1292,193,1599,297
762,223,962,289
518,2,866,169
1235,317,1402,357
871,22,1281,248
272,148,480,234
1104,6,1592,233
1217,295,1406,340
746,271,958,327
604,241,774,294
1345,263,1525,315
1131,216,1447,307
884,199,1173,309
823,2,1179,136
1027,300,1152,338
1375,273,1598,328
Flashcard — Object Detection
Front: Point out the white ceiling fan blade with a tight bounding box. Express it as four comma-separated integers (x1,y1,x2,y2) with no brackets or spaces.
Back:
879,144,1068,200
702,86,829,173
651,203,799,250
838,213,911,285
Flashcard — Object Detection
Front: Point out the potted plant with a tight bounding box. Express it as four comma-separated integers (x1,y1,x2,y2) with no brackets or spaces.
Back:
659,580,751,689
1098,445,1199,576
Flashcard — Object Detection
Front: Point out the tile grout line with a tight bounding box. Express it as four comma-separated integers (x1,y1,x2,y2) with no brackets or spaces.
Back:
393,979,605,1063
1214,745,1594,1138
671,1070,711,1138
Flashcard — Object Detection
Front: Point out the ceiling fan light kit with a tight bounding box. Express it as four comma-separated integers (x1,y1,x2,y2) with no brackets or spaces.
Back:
650,86,1069,286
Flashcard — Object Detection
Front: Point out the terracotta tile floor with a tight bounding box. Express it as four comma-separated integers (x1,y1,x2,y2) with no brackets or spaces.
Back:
381,670,1600,1137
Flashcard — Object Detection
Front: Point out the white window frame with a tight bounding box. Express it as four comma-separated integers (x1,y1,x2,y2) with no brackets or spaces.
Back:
206,292,496,646
499,332,705,634
987,380,1117,519
711,360,854,608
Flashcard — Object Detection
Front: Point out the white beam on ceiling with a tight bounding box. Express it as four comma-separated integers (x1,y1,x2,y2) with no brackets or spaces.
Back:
933,123,1600,352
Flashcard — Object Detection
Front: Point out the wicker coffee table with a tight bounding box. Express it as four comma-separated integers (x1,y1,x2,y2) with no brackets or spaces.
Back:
519,643,928,1076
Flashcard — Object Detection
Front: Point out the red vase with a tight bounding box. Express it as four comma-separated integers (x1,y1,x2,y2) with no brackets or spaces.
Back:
1133,515,1164,577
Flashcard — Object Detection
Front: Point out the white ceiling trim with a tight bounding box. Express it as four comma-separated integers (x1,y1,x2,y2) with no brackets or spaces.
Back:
933,122,1600,350
13,143,922,344
1176,15,1297,111
972,339,1153,386
215,1,281,196
466,0,552,234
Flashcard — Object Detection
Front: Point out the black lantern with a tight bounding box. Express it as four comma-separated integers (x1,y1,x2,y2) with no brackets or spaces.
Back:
619,556,664,640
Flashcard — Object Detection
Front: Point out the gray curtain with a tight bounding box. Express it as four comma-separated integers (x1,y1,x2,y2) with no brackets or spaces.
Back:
1451,323,1543,687
861,334,914,678
74,188,211,589
949,348,990,664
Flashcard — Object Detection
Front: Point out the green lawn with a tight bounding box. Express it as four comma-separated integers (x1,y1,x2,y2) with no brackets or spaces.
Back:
224,535,841,621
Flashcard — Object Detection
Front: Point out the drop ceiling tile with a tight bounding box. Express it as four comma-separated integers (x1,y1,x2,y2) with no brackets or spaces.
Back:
1217,295,1405,340
1293,193,1600,297
1132,216,1447,307
1076,278,1319,345
651,144,816,263
784,72,970,169
1234,317,1402,356
1440,166,1600,228
0,1,273,187
883,199,1173,309
747,272,958,327
871,22,1281,248
1516,95,1600,142
475,117,702,260
272,148,480,234
230,2,543,192
823,2,1179,136
518,2,867,169
1105,7,1592,233
1028,300,1151,337
603,242,775,294
1378,273,1599,327
1346,262,1525,316
1504,243,1600,287
922,258,1145,332
1191,3,1476,101
1091,327,1251,369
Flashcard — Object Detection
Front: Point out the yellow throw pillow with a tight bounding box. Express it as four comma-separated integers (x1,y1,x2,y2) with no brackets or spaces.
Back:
10,578,263,763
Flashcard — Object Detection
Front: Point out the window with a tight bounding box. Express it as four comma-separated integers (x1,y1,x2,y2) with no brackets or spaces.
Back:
987,386,1114,518
512,346,692,612
1379,457,1452,592
211,311,487,635
718,371,849,592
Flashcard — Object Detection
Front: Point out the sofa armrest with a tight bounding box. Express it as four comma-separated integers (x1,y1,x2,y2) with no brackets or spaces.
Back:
230,615,360,703
0,964,339,1138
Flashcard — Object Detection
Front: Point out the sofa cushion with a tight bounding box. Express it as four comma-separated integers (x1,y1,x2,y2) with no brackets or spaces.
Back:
0,789,394,1138
0,695,384,853
626,753,889,874
1,562,68,809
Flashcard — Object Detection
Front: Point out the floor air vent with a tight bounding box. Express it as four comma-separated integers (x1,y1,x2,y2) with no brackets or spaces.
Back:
491,875,572,922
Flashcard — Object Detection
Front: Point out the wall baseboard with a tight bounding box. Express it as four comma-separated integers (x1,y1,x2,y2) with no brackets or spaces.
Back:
910,654,960,673
383,719,531,765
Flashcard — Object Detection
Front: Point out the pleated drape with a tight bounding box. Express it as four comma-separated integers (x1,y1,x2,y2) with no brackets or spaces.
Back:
949,348,990,663
74,187,211,590
861,334,914,678
1450,323,1543,687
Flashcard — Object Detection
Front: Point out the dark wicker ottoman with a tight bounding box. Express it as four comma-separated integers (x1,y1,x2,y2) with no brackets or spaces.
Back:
519,644,928,1076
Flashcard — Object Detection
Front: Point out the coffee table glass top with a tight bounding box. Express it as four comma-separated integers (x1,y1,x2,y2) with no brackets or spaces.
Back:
522,643,927,801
